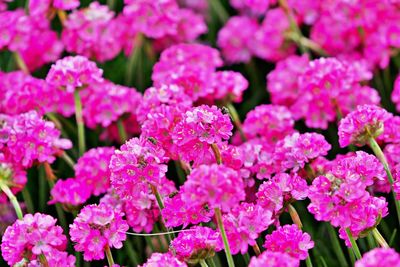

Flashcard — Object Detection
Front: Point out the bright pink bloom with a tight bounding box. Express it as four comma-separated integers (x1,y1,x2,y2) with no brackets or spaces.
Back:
0,71,74,117
62,2,122,62
27,250,76,267
109,137,168,200
242,104,294,143
49,178,91,206
378,116,400,144
249,251,300,267
274,132,331,172
69,203,128,261
257,173,308,214
1,213,70,266
392,75,400,112
181,164,245,212
0,111,72,167
208,71,249,103
267,55,309,106
54,0,80,9
139,253,187,267
74,147,115,196
338,105,391,147
217,16,259,64
250,8,295,62
152,44,223,101
355,248,400,267
82,81,142,128
171,105,233,163
292,58,376,129
264,224,314,260
222,202,274,254
170,226,221,263
123,0,179,38
162,193,213,228
230,0,271,15
46,55,103,93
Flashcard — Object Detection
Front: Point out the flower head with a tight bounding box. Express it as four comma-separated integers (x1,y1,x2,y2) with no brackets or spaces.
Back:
139,253,187,267
355,248,400,267
49,178,91,206
249,251,299,267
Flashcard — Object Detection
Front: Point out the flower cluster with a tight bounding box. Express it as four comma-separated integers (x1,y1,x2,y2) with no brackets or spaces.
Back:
249,251,300,267
69,203,129,261
355,248,400,267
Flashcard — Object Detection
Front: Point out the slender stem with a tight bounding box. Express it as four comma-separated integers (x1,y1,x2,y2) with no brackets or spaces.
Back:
74,90,86,157
21,187,34,213
366,233,376,249
150,184,174,242
252,244,261,256
208,0,229,24
211,143,222,165
207,258,217,267
371,228,389,248
243,253,250,265
39,254,50,267
288,204,303,229
61,152,76,169
105,245,115,267
345,228,362,260
200,259,209,267
306,256,313,267
368,137,400,225
117,118,128,144
327,225,348,267
45,112,62,129
0,183,23,220
47,179,68,232
226,103,247,142
124,239,141,266
38,166,47,212
214,207,235,267
125,34,143,86
13,52,29,74
347,247,356,266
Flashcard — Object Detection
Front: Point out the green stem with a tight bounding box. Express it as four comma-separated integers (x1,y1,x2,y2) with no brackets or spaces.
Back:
305,256,313,267
61,152,76,169
345,228,362,260
200,259,209,267
347,247,355,266
0,183,23,219
117,118,128,144
105,245,115,267
150,184,174,242
214,207,235,267
74,90,86,156
366,233,376,249
125,34,143,86
371,228,389,248
207,258,217,267
208,0,229,24
124,239,141,266
211,143,222,165
368,137,400,225
243,253,250,265
21,187,34,213
13,52,29,74
38,166,47,212
226,103,247,142
39,254,49,267
48,179,68,233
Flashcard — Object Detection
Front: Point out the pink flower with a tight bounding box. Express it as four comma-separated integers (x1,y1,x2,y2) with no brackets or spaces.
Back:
392,75,400,112
75,147,115,196
152,44,223,101
338,105,391,147
222,202,274,254
1,213,70,266
0,71,74,117
162,192,213,228
208,71,249,103
49,178,91,206
69,203,129,261
267,55,309,106
54,0,80,10
257,173,308,214
109,136,168,201
139,253,187,267
274,132,331,172
242,104,294,144
171,105,233,163
122,0,179,39
249,251,300,267
27,250,76,267
0,154,27,202
46,55,103,93
355,248,400,267
230,0,271,16
62,2,122,62
0,111,72,167
249,8,295,62
378,116,400,144
170,226,221,263
263,224,314,260
181,164,245,212
217,16,259,64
